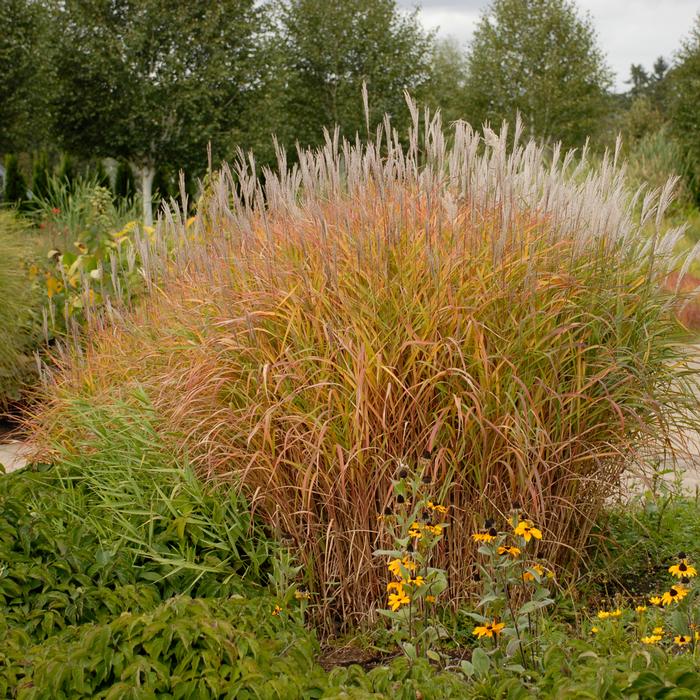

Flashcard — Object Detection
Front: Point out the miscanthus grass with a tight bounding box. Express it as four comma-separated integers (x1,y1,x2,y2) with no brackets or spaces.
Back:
30,101,700,633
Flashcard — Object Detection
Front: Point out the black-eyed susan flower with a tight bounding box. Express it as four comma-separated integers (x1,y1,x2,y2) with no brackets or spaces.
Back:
513,520,542,542
661,586,689,606
635,605,647,613
641,635,662,645
591,626,599,634
387,557,416,578
408,523,423,539
675,634,691,646
425,524,444,536
294,590,311,600
272,605,282,616
653,626,664,636
388,590,411,611
523,564,545,582
649,596,662,606
472,526,498,543
497,545,521,557
669,559,697,579
473,620,505,639
427,501,448,514
410,575,425,587
386,581,404,593
425,595,436,603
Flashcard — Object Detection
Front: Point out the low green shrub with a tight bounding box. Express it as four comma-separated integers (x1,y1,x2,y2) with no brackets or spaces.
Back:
586,487,700,599
2,595,321,699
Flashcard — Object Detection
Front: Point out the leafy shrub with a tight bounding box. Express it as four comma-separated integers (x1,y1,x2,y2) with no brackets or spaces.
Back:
0,212,41,410
2,595,321,699
3,154,28,206
31,108,700,631
30,174,144,333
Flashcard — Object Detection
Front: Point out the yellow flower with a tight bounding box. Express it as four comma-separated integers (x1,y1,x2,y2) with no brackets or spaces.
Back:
653,627,664,635
523,564,545,582
388,559,403,577
294,590,311,600
591,626,599,634
635,605,647,613
387,557,416,578
497,545,521,557
597,609,622,620
427,501,448,514
425,524,444,536
661,586,689,606
472,531,496,543
669,559,698,579
425,595,436,603
410,576,425,587
272,605,282,616
649,596,662,606
388,591,411,611
675,635,691,646
46,275,64,299
387,581,404,593
408,523,423,540
513,520,543,542
473,621,505,639
641,635,662,645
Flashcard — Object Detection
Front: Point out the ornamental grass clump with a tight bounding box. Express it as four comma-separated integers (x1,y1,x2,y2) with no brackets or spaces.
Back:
31,102,700,632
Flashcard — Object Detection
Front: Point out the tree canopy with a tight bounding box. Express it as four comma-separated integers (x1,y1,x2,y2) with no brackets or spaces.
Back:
464,0,612,147
49,0,262,222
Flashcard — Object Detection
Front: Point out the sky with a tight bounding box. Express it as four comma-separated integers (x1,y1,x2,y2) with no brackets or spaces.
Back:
398,0,699,91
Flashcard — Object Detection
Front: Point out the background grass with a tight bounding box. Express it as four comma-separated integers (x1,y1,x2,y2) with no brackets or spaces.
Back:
0,211,42,412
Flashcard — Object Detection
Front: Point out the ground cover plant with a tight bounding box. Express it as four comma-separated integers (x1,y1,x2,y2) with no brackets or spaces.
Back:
29,106,700,638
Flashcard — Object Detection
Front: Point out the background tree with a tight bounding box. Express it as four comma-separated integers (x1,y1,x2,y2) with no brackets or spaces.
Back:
0,0,51,154
464,0,612,147
669,14,700,202
423,38,470,126
50,0,262,224
277,0,434,149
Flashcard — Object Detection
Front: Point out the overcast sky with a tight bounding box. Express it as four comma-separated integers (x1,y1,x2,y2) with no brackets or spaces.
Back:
398,0,699,91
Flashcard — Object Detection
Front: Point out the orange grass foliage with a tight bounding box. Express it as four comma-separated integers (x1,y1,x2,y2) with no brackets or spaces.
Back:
31,112,700,632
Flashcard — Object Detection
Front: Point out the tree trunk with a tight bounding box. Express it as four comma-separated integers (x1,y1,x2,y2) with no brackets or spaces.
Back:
140,165,155,226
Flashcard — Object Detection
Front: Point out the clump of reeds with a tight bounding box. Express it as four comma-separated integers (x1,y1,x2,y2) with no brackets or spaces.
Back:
31,103,700,633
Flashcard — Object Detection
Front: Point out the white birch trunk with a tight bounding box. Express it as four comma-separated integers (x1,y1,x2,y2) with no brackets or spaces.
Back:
140,165,155,227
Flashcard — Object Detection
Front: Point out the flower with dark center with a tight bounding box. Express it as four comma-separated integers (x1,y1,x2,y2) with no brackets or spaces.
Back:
396,494,405,504
398,469,408,479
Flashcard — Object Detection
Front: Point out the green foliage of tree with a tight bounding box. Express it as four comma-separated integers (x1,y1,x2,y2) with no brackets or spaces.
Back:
31,151,51,200
277,0,434,148
3,154,27,205
669,14,700,201
464,0,613,147
423,38,470,126
0,0,51,153
49,0,262,225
